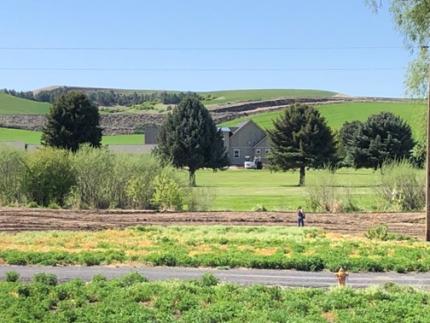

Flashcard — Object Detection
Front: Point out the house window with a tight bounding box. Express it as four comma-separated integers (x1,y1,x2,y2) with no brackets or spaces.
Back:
265,148,270,154
233,149,240,158
255,149,261,155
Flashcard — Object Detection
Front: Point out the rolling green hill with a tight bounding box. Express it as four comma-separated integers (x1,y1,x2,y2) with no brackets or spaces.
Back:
220,101,426,139
200,89,338,106
1,88,337,114
0,92,51,115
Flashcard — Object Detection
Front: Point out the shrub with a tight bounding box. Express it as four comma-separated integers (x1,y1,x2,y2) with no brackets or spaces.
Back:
70,146,115,209
200,273,219,287
151,169,185,211
5,271,20,282
124,157,162,209
365,224,414,241
33,273,58,286
25,148,75,207
0,147,26,205
376,161,425,211
306,170,338,212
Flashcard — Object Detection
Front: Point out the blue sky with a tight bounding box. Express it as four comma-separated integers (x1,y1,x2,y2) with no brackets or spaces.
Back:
0,0,415,97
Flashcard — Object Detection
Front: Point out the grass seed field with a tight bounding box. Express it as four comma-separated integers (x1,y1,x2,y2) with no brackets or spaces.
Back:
0,226,429,272
201,89,337,106
0,92,51,115
0,275,429,323
220,101,426,139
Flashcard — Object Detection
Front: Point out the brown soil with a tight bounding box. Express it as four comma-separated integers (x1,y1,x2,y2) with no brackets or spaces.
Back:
0,208,425,238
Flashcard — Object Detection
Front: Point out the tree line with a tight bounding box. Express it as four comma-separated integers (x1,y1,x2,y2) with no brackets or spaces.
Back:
2,87,198,107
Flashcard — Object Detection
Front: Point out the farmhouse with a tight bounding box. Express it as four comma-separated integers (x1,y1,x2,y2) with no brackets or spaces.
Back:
145,120,271,166
220,120,271,166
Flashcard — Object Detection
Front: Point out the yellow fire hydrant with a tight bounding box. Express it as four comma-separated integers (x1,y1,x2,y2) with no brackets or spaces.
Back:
336,267,348,287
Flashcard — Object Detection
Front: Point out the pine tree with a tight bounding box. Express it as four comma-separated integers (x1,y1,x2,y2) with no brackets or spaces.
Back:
155,96,228,186
268,104,337,186
338,121,363,167
350,112,414,169
41,92,102,151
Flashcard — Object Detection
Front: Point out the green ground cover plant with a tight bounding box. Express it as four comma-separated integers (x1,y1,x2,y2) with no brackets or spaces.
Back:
0,226,429,273
0,273,429,322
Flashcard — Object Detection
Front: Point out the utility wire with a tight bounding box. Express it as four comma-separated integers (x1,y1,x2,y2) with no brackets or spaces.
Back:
0,46,413,51
0,67,406,72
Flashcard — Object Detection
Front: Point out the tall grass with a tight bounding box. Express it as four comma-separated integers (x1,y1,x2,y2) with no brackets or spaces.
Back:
376,160,425,211
305,170,359,212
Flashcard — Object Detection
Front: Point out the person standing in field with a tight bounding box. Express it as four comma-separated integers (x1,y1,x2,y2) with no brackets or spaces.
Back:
297,207,305,227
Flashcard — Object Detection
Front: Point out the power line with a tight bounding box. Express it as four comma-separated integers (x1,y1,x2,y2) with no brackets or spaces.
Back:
0,67,406,72
0,46,413,51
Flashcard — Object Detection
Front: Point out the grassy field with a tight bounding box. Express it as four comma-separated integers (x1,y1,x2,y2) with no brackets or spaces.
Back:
193,168,387,211
201,89,337,106
0,276,429,323
0,92,51,115
0,128,145,145
0,226,428,272
220,101,426,139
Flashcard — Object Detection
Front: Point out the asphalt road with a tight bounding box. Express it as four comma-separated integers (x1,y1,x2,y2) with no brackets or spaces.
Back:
1,266,430,288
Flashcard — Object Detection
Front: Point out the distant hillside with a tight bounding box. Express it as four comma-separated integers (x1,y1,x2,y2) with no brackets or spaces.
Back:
220,101,426,139
0,92,51,115
1,87,339,115
200,89,338,106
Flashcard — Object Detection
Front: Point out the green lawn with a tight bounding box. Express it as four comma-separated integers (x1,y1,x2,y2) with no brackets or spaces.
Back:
192,168,395,211
202,89,337,106
220,101,426,139
0,92,51,115
0,128,145,145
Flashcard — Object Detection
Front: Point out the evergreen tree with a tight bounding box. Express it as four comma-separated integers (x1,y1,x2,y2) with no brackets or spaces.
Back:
155,96,228,186
268,104,337,186
350,112,414,169
42,92,102,151
338,121,363,167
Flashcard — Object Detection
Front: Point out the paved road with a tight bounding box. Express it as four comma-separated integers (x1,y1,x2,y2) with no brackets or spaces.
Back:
1,266,430,288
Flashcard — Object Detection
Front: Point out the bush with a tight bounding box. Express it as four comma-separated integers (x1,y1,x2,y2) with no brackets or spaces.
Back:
33,273,58,286
0,147,26,205
306,170,338,212
365,224,414,241
124,157,162,209
376,161,425,211
25,148,75,207
69,146,115,209
5,271,20,282
151,169,185,211
200,273,219,287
